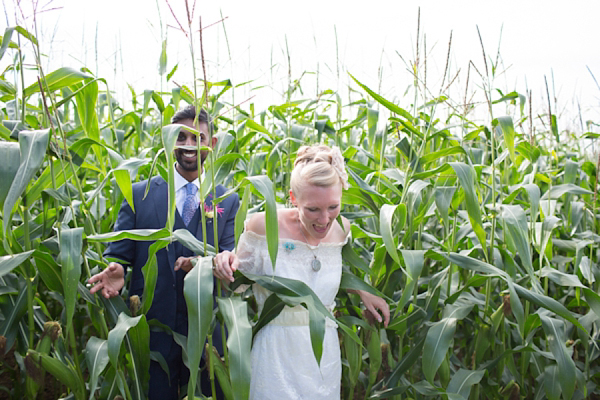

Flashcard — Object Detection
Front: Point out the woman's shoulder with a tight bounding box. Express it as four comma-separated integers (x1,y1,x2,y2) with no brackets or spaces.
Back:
245,212,267,235
245,209,295,234
333,215,351,242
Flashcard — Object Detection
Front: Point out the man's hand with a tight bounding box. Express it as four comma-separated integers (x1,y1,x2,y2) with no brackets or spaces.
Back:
174,256,197,273
88,262,125,299
212,250,239,283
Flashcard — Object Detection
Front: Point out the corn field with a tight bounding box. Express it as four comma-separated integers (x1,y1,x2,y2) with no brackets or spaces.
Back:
1,8,600,400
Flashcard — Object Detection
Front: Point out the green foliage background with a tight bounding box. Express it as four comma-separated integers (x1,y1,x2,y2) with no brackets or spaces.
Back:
1,14,600,400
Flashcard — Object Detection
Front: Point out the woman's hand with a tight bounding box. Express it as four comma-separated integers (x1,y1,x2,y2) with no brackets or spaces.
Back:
213,250,239,283
354,290,390,327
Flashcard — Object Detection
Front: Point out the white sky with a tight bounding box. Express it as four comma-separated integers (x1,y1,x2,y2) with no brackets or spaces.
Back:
3,0,600,128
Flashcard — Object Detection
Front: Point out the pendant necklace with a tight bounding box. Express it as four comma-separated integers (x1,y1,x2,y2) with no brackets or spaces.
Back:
298,217,322,272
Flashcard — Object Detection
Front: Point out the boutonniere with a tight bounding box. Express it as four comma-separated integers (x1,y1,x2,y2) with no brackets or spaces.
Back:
202,194,224,219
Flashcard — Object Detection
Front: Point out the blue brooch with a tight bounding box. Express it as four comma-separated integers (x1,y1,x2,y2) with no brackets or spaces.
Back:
283,242,296,253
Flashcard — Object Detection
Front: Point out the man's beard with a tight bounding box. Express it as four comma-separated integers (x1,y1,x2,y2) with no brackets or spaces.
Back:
175,149,206,171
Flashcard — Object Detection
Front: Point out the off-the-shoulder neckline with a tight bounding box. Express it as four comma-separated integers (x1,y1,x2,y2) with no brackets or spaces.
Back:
242,229,351,249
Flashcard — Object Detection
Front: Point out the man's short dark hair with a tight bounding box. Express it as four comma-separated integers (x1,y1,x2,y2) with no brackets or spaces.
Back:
171,104,215,133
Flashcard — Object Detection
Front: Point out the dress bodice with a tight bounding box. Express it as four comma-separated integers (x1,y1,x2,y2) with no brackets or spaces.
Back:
236,230,349,312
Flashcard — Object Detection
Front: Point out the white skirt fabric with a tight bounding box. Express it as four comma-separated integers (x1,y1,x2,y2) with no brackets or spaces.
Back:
236,231,349,400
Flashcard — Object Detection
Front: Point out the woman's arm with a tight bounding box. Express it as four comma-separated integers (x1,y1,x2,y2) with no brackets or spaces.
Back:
348,289,390,327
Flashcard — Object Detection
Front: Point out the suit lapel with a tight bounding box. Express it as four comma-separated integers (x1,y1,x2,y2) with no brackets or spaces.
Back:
154,177,168,230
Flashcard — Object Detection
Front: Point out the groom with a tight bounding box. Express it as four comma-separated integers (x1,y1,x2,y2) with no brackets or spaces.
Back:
89,105,238,400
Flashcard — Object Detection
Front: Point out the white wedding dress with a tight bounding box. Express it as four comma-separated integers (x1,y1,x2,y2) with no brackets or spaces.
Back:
236,230,349,400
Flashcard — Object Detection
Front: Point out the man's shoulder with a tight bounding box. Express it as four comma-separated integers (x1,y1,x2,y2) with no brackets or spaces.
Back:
213,184,239,202
132,176,166,191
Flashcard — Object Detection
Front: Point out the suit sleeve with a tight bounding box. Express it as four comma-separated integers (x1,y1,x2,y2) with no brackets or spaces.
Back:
218,192,239,252
103,196,136,275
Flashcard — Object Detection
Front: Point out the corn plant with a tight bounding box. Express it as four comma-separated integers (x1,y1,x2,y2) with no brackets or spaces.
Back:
1,9,599,400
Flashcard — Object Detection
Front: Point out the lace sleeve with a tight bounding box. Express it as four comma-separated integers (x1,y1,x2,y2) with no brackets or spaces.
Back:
236,231,265,275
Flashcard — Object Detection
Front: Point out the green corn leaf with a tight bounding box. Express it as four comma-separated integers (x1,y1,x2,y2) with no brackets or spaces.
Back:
0,250,33,278
523,183,541,223
500,205,539,291
74,79,100,142
349,73,413,121
59,227,83,331
140,241,167,315
252,293,286,337
245,176,278,269
397,250,426,312
25,137,94,204
26,350,86,400
162,123,189,232
0,276,28,352
583,289,600,320
243,272,337,365
379,204,403,266
151,91,165,113
540,316,576,400
114,169,134,213
493,116,516,164
423,317,458,384
209,346,234,400
32,250,63,293
421,146,468,165
184,257,213,399
507,280,525,336
245,118,272,136
159,39,167,76
367,329,382,385
173,228,216,255
24,67,94,96
434,186,456,229
446,368,485,399
234,185,251,249
339,271,387,299
0,27,19,61
0,141,20,209
449,162,487,260
543,364,561,400
341,242,370,274
107,312,149,400
2,129,49,238
85,337,110,400
385,336,425,387
541,184,592,199
343,328,361,386
87,228,170,242
217,297,252,400
442,252,584,330
126,316,151,400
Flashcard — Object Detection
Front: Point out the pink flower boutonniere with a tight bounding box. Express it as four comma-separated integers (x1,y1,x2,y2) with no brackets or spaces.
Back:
202,195,224,219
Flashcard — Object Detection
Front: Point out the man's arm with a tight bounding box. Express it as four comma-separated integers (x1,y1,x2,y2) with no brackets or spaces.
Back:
89,196,136,297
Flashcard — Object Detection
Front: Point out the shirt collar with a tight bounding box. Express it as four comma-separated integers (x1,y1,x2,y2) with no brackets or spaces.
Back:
174,165,205,191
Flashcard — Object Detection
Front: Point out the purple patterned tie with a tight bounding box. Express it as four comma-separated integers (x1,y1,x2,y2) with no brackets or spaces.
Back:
182,183,198,226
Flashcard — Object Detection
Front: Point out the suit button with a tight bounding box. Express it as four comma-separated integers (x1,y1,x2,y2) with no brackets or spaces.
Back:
172,284,176,289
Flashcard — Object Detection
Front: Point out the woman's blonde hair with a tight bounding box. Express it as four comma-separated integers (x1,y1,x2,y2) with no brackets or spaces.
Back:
290,145,349,195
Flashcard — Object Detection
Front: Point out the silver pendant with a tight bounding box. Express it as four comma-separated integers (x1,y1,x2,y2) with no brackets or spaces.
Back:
311,258,321,272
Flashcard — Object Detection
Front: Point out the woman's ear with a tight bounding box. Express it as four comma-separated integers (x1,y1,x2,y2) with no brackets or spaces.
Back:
289,189,297,206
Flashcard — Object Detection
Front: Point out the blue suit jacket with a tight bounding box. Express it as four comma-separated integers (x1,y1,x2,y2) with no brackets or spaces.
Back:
104,175,239,357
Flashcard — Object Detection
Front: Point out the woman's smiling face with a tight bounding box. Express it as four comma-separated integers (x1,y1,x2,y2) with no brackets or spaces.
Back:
291,183,342,243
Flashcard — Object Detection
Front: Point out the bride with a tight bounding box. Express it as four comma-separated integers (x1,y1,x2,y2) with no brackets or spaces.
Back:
213,144,389,399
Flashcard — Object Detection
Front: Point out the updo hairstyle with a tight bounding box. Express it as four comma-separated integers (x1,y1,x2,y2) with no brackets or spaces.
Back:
290,145,349,196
